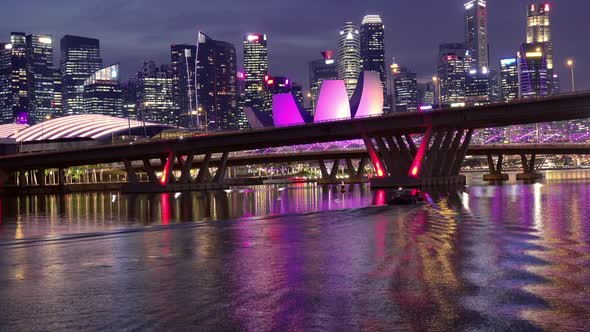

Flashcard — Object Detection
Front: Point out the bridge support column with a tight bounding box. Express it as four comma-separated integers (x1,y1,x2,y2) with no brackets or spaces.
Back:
483,154,509,182
369,128,473,188
19,170,26,188
36,169,46,186
516,154,542,181
317,159,341,184
123,160,138,184
213,152,229,184
178,153,195,184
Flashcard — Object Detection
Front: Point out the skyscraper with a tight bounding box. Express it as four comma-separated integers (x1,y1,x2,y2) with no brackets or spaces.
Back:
438,43,470,105
136,61,176,125
52,68,62,116
26,34,54,123
309,50,338,109
500,57,519,102
337,22,361,97
197,33,238,131
417,82,435,106
83,64,123,118
527,4,552,70
360,15,387,107
60,35,102,116
243,33,268,115
0,33,54,125
171,43,196,127
393,68,418,112
464,0,489,70
518,43,549,99
465,69,490,105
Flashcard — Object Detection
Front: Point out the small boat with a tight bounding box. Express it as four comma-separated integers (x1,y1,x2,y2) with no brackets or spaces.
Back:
388,188,424,205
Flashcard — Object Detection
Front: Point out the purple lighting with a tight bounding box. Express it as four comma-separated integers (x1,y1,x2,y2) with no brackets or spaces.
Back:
272,94,306,127
314,80,351,122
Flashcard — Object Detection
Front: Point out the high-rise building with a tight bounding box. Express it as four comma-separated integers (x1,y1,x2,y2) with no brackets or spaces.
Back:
171,43,196,127
527,3,552,70
438,43,470,105
60,35,102,116
197,33,238,131
518,42,549,99
417,82,435,106
360,15,387,107
26,34,54,123
291,82,305,107
465,69,490,105
464,0,489,70
0,33,54,124
527,3,556,94
136,61,176,125
243,33,268,115
309,50,338,108
121,78,138,120
52,68,62,116
0,42,13,124
488,69,501,102
83,64,123,118
393,68,418,112
500,57,519,102
337,22,361,97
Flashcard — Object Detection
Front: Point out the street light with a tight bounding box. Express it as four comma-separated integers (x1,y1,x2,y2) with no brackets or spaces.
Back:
432,76,441,109
567,59,575,92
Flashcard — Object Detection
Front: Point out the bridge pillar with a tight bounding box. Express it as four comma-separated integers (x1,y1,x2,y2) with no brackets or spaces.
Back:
196,153,212,183
142,159,159,184
19,171,26,188
483,154,508,181
58,168,66,187
317,159,343,184
36,169,46,186
123,160,138,184
517,154,542,181
178,153,195,184
213,152,229,184
369,128,473,188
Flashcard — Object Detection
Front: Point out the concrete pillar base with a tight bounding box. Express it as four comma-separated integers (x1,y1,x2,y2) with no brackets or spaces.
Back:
483,173,509,181
317,177,369,185
516,173,542,181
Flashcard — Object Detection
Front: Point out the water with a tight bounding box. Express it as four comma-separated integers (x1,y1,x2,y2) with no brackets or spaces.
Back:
0,174,589,330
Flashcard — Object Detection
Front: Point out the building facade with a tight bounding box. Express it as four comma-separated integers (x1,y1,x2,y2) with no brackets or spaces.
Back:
60,35,102,116
518,42,549,99
308,50,338,110
360,15,387,108
136,61,176,125
465,69,490,105
26,34,54,123
243,33,268,115
393,68,418,112
83,64,122,118
197,33,238,131
171,43,197,127
337,22,361,97
500,57,519,102
464,0,489,70
438,43,470,105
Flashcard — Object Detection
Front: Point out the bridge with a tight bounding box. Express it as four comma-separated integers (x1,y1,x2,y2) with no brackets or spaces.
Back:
0,92,589,191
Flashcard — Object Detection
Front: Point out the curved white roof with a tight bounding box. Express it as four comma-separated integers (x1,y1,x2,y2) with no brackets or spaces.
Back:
0,123,28,139
10,114,174,142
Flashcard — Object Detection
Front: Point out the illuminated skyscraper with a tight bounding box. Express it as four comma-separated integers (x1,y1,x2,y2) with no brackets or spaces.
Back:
52,69,62,116
60,35,102,116
136,61,176,125
26,34,54,123
243,33,268,115
0,42,13,124
500,57,519,102
464,0,489,70
393,68,418,112
360,15,387,108
171,44,196,127
9,33,30,124
465,69,490,104
337,22,361,97
518,43,548,99
417,82,435,106
308,51,338,108
197,33,238,131
527,3,552,70
83,64,123,117
438,43,470,104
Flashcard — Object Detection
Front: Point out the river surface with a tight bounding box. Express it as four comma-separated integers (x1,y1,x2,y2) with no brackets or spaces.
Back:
0,171,589,331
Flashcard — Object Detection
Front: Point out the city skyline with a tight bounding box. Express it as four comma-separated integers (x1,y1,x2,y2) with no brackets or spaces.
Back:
1,0,588,93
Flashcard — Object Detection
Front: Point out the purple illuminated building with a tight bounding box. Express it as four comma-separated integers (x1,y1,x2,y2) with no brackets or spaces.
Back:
350,71,384,118
313,80,351,122
272,93,311,127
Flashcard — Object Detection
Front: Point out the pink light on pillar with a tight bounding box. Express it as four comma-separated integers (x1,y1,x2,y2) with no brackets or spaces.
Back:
272,93,306,126
160,151,175,185
313,80,351,122
362,135,386,178
408,127,433,178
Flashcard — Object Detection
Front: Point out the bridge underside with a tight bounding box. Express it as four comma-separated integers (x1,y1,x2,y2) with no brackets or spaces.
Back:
366,128,474,187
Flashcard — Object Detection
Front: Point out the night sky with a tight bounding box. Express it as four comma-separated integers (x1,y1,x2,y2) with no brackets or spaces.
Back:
2,0,589,91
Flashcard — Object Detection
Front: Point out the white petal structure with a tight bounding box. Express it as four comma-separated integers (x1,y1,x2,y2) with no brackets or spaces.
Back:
313,80,351,122
272,93,311,127
350,71,384,118
10,114,173,142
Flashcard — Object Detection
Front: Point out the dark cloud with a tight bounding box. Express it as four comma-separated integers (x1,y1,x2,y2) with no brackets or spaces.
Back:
1,0,588,90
